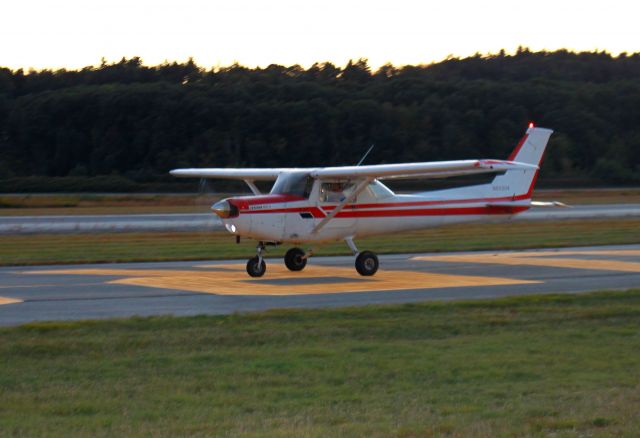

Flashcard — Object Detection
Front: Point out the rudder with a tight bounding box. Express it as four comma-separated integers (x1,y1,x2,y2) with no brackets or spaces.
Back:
491,126,553,199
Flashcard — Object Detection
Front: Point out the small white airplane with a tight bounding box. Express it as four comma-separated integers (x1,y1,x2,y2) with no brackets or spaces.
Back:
171,125,558,277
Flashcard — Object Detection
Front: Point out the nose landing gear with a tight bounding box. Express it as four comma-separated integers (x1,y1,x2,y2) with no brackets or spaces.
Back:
246,242,267,277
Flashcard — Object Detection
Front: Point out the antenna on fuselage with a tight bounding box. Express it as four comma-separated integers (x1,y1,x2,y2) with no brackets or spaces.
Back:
356,144,375,166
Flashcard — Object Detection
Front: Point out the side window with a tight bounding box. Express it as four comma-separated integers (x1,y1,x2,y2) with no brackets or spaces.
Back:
320,182,355,203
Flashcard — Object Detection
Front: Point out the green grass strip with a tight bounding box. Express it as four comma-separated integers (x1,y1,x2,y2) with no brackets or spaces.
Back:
1,219,639,266
1,290,639,436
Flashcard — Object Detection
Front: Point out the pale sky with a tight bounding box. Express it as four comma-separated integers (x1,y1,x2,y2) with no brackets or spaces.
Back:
2,0,639,70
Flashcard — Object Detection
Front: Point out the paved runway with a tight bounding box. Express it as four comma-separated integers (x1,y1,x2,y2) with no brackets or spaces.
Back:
2,203,639,234
1,244,639,326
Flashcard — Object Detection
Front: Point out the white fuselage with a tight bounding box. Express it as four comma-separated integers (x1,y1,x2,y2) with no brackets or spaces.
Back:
219,179,531,244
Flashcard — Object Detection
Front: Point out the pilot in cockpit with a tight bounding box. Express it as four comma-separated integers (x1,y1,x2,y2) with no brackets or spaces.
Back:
320,182,349,203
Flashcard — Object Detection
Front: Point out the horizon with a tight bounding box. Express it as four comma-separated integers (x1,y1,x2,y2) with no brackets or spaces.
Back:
2,0,639,71
3,48,639,74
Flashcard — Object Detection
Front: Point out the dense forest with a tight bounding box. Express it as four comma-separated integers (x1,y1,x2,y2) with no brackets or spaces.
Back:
1,48,639,191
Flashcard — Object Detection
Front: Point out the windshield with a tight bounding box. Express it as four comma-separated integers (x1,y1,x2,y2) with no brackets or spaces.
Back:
270,172,313,198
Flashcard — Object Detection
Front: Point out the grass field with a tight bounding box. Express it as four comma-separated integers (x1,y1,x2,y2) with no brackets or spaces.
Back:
0,193,218,216
1,188,639,216
1,218,639,266
1,290,639,436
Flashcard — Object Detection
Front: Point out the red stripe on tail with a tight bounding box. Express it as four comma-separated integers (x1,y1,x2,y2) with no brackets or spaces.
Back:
507,133,529,161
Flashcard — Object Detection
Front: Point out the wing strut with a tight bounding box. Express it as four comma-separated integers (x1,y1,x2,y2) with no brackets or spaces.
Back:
244,180,261,195
312,178,373,234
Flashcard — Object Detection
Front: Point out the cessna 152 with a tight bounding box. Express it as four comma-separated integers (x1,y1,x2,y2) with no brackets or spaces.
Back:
171,125,555,277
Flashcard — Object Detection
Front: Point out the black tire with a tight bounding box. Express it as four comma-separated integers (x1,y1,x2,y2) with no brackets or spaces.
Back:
355,251,379,276
246,256,266,277
284,247,307,271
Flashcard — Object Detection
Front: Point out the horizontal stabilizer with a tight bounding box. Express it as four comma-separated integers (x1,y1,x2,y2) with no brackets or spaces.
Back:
486,202,527,208
530,201,570,208
486,201,569,208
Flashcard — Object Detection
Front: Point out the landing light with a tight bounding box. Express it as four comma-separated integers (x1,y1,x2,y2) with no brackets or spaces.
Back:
529,122,535,128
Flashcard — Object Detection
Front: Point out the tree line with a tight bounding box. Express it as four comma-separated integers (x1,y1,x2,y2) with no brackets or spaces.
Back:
1,49,639,191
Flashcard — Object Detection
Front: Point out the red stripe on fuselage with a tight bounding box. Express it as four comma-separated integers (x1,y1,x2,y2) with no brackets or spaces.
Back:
239,204,529,217
333,205,529,218
321,194,529,211
228,194,306,210
242,206,326,218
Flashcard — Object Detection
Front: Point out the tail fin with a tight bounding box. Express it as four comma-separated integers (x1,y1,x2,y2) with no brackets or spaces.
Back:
491,126,553,199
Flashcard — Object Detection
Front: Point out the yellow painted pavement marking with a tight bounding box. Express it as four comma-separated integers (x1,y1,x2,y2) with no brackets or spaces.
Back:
445,250,640,258
0,296,22,306
553,250,640,257
413,249,640,273
25,264,538,296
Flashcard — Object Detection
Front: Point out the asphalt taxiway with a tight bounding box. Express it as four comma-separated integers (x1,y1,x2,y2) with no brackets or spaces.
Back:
1,244,639,326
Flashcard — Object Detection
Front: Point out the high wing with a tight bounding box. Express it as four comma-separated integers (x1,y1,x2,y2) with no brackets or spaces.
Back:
170,159,537,181
170,168,295,180
310,159,537,180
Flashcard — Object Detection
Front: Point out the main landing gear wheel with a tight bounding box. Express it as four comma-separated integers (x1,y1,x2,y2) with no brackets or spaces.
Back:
284,247,307,271
355,251,379,276
246,256,266,277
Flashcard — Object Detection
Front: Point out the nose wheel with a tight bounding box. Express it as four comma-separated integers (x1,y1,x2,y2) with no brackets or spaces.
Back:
246,242,267,277
246,256,266,277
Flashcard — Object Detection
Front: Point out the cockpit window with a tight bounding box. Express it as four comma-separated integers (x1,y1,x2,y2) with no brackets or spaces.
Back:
320,181,355,203
270,172,314,198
